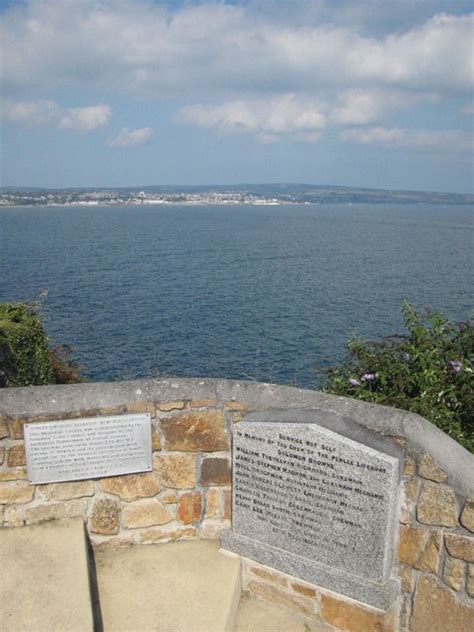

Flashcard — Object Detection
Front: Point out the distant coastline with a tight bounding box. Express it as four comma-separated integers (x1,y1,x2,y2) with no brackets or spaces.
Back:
1,184,472,207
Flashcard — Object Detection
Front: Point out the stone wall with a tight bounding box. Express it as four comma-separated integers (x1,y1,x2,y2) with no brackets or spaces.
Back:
1,378,473,631
239,448,474,632
0,394,235,546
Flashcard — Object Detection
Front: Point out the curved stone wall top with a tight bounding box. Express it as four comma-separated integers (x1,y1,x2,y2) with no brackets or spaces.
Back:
1,377,472,496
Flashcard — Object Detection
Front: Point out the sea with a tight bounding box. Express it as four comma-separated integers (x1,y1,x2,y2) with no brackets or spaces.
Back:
0,203,472,388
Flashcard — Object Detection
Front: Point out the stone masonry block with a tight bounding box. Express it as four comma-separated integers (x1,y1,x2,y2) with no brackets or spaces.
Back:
9,419,27,439
444,533,474,563
153,454,196,489
45,480,95,501
139,526,197,544
90,498,121,535
160,490,178,504
200,457,231,486
320,591,396,632
161,411,229,451
398,526,427,565
403,454,416,477
151,429,161,451
0,469,28,481
411,576,474,632
122,499,173,529
414,531,441,574
223,489,232,520
7,444,26,467
205,488,220,518
159,401,185,412
398,526,441,573
467,564,474,597
399,478,419,524
0,481,34,504
460,499,474,533
397,564,415,594
178,492,202,525
417,482,458,527
99,473,159,501
418,453,447,482
26,499,88,524
224,401,249,412
291,582,317,598
443,556,465,591
248,582,314,617
249,565,288,587
190,399,216,408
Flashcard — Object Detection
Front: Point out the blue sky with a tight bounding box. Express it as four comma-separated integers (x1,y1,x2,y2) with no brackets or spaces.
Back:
1,0,472,192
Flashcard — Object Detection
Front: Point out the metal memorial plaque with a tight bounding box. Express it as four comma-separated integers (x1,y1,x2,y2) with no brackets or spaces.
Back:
24,414,152,484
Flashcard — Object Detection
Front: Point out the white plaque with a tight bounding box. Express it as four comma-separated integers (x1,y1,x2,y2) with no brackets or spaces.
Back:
24,414,152,484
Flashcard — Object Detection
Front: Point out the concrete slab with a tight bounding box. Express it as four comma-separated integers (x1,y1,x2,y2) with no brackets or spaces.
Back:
94,540,241,632
0,518,94,632
235,595,332,632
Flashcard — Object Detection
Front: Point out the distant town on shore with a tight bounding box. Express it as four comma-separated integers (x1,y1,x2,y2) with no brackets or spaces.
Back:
1,184,472,207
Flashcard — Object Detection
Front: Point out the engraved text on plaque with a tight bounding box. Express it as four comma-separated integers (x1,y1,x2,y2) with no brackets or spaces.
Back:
24,414,152,484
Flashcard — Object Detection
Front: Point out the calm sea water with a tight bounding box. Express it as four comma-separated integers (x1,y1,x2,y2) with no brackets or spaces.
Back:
0,203,472,387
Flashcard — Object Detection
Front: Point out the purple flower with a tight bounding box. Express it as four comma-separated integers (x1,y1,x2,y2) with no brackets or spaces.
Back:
349,378,360,386
361,373,377,382
449,360,463,374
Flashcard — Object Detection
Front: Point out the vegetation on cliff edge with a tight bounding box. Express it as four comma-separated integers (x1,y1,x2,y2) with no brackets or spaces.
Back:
0,301,83,387
324,303,474,453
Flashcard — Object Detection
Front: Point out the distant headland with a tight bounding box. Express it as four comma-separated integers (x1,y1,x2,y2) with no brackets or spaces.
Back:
1,184,472,207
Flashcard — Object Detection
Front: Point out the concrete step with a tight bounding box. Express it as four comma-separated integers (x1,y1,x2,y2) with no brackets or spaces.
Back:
1,522,328,632
0,518,94,632
94,540,242,632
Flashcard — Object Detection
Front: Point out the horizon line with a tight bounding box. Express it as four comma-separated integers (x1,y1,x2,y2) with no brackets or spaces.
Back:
1,182,473,197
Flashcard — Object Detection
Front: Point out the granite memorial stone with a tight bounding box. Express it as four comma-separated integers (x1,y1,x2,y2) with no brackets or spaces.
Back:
24,414,152,484
221,410,403,609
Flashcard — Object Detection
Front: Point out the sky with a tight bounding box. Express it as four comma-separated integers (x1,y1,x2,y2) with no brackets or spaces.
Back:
0,0,473,192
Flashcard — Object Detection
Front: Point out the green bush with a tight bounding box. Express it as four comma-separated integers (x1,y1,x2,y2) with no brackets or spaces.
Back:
324,303,474,453
0,301,83,387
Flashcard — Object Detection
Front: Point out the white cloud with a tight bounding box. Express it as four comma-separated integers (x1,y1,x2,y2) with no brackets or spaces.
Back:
177,95,325,142
0,2,471,151
1,99,59,125
331,90,433,126
107,127,154,148
0,2,472,98
340,127,473,152
58,105,111,131
1,98,112,133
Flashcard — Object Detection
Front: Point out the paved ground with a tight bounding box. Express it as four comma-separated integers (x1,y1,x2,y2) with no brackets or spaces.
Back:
1,519,334,632
95,542,334,632
0,518,93,632
94,541,241,632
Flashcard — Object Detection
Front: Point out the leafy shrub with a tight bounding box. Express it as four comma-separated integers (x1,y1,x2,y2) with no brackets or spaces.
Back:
0,301,83,387
324,302,474,453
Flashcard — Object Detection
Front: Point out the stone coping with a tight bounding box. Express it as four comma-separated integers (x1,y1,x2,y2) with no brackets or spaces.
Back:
1,377,473,496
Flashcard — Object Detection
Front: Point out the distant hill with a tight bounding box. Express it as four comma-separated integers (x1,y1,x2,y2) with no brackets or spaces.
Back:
1,184,472,206
136,183,472,204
